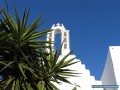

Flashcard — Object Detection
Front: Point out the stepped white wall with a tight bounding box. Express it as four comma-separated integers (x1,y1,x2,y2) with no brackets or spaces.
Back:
52,55,102,90
56,46,120,90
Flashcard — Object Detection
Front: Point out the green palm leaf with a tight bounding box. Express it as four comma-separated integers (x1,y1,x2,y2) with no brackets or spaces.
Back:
0,4,79,90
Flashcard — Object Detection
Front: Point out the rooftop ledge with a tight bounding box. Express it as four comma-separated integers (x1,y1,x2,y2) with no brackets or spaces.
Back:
92,85,119,88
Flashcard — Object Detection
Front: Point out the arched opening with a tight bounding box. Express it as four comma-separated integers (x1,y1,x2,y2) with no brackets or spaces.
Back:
63,38,67,42
55,33,61,50
64,32,67,36
54,29,62,50
64,44,67,49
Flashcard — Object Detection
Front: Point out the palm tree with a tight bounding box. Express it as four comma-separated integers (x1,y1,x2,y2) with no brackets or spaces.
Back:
0,6,79,90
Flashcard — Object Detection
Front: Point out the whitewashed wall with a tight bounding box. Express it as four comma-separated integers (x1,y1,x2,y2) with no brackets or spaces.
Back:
101,46,120,90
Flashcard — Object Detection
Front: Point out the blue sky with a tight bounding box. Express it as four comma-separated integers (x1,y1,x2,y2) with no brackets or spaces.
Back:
1,0,120,80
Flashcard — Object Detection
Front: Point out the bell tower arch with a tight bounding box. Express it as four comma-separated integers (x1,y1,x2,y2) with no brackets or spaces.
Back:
47,23,70,55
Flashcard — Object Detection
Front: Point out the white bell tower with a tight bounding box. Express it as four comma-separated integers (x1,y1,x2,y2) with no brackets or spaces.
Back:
47,23,70,55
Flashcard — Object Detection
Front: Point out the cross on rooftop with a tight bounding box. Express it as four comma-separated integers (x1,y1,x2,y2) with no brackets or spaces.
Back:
56,23,60,26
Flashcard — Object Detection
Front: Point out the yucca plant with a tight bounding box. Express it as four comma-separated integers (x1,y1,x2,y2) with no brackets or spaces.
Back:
0,7,50,90
36,42,79,90
0,5,79,90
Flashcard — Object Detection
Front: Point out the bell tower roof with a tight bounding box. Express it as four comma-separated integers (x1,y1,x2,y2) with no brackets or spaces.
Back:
51,22,66,30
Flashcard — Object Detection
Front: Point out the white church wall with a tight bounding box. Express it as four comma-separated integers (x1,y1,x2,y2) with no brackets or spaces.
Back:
101,46,120,90
55,55,103,90
101,48,117,85
109,47,120,87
